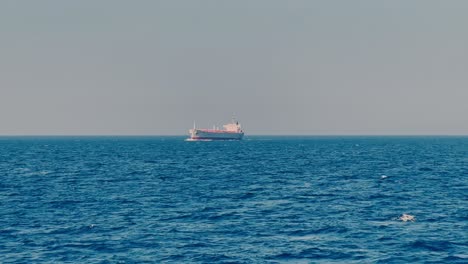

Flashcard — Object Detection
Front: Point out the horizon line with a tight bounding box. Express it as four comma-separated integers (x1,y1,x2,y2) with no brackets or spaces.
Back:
0,134,466,137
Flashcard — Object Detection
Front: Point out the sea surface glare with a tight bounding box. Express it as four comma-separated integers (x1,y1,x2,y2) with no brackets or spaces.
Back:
0,136,467,263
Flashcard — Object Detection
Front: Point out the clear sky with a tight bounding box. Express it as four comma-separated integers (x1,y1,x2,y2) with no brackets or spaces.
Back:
1,0,467,135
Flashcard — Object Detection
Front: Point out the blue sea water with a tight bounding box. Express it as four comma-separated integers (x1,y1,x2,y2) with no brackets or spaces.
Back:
0,136,467,263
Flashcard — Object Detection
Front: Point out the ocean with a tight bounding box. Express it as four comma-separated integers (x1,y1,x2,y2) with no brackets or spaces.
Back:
0,136,466,263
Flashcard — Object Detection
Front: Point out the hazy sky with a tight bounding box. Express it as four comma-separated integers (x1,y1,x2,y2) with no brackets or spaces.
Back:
1,0,467,135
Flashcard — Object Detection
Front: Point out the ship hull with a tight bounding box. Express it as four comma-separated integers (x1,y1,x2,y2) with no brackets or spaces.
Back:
189,129,244,140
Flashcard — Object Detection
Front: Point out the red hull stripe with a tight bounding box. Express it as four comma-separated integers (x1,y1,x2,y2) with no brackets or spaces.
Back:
191,137,242,140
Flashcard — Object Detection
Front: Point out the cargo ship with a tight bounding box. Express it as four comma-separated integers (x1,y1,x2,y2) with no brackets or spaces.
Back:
188,119,244,140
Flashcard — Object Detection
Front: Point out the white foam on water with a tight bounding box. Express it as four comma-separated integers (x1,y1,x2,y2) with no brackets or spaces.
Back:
399,214,416,222
288,234,321,241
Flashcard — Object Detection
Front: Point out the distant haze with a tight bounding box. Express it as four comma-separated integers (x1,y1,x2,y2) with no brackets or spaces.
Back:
1,1,467,135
